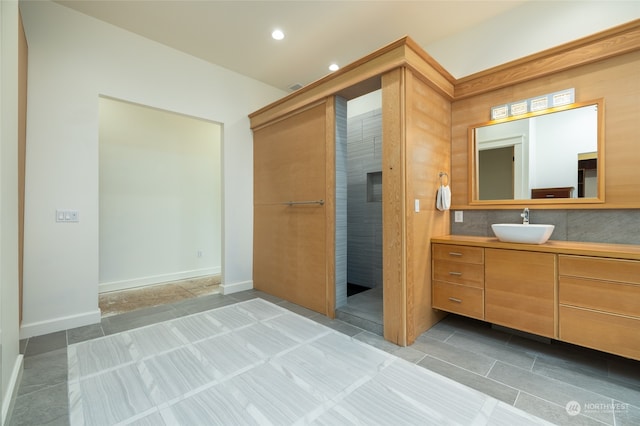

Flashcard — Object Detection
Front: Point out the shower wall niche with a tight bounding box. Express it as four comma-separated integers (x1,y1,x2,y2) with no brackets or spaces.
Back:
347,109,383,289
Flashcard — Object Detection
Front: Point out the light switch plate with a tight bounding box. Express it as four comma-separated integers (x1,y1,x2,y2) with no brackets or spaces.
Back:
56,209,79,223
414,199,420,213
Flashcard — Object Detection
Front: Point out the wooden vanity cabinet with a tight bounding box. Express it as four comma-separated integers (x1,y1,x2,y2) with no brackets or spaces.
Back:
485,249,557,338
432,237,640,360
559,255,640,360
432,244,484,320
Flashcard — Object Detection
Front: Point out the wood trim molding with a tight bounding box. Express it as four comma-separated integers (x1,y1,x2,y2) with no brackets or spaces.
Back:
249,36,455,130
251,20,640,129
455,19,640,99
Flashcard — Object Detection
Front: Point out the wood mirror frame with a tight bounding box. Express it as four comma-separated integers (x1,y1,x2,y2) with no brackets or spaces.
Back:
468,99,605,206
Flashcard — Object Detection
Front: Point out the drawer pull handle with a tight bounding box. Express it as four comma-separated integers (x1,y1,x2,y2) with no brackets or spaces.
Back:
449,252,463,257
449,271,463,276
448,297,462,303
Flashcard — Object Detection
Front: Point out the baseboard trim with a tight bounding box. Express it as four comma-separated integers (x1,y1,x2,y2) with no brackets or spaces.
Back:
99,267,221,293
2,354,23,425
221,280,253,295
20,309,101,339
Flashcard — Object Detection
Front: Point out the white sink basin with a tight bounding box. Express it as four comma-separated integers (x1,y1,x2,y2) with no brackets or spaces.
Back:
491,223,555,244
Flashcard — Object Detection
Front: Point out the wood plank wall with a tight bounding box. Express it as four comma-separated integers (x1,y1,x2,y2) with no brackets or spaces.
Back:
404,70,450,343
451,50,640,209
253,102,331,315
381,69,407,345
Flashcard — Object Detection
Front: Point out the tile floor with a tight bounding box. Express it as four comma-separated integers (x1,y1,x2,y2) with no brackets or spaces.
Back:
65,298,548,425
335,287,383,335
10,289,640,425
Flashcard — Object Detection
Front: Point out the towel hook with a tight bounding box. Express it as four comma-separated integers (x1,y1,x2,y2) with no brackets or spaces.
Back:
439,171,449,186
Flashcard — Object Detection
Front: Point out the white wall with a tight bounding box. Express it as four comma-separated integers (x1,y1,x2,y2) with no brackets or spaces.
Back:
19,1,286,338
99,97,222,292
0,0,23,420
532,105,598,192
426,1,640,78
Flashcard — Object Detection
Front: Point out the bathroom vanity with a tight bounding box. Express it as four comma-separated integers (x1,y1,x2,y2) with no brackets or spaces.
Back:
432,235,640,361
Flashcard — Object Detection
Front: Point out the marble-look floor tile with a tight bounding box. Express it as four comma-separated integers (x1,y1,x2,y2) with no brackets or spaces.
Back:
270,339,384,401
69,332,134,379
417,355,519,405
514,391,609,426
264,312,329,343
24,330,67,357
168,310,227,342
101,304,179,335
127,411,166,426
141,346,217,405
235,297,288,321
308,313,364,336
234,322,299,358
205,303,260,330
488,361,615,425
164,383,260,425
446,331,537,370
532,356,640,406
126,322,185,359
66,299,555,426
392,346,427,364
412,335,496,375
312,378,445,425
375,361,490,424
8,382,69,426
226,289,280,303
171,292,237,316
614,400,640,426
67,323,105,345
18,348,67,396
69,363,154,426
353,330,400,353
224,363,322,424
193,332,265,379
279,300,322,318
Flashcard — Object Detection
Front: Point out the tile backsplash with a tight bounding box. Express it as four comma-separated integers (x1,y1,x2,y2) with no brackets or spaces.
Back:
450,209,640,245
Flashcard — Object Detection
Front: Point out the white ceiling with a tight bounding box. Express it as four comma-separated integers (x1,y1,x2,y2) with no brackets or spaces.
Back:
53,1,639,92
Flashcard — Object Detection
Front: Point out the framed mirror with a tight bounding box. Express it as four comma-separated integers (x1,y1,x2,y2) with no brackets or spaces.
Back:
469,99,604,205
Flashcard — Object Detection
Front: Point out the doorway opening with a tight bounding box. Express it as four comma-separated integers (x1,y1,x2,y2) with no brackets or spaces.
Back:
98,96,222,307
335,91,383,335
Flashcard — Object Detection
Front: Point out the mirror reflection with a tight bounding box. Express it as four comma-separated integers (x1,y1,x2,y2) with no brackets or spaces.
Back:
472,101,602,202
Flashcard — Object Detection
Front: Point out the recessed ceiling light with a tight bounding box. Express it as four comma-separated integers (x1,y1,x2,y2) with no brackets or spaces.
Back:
329,63,339,72
271,29,285,40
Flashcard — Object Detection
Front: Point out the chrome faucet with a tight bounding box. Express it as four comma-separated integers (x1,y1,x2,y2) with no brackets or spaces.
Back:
521,208,530,224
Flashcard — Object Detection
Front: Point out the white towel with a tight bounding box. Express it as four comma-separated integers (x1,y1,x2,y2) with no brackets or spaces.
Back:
436,185,451,211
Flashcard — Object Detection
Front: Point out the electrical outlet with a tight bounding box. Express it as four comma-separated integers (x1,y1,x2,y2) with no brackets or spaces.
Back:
454,211,463,223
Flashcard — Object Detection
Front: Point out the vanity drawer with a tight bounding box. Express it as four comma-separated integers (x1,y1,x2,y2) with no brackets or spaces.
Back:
559,305,640,361
559,255,640,285
433,244,484,264
432,260,484,288
432,281,484,320
560,277,640,319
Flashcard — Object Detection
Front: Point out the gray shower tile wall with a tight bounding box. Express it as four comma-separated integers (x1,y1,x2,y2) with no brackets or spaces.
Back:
451,209,640,245
335,97,348,308
347,109,383,288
